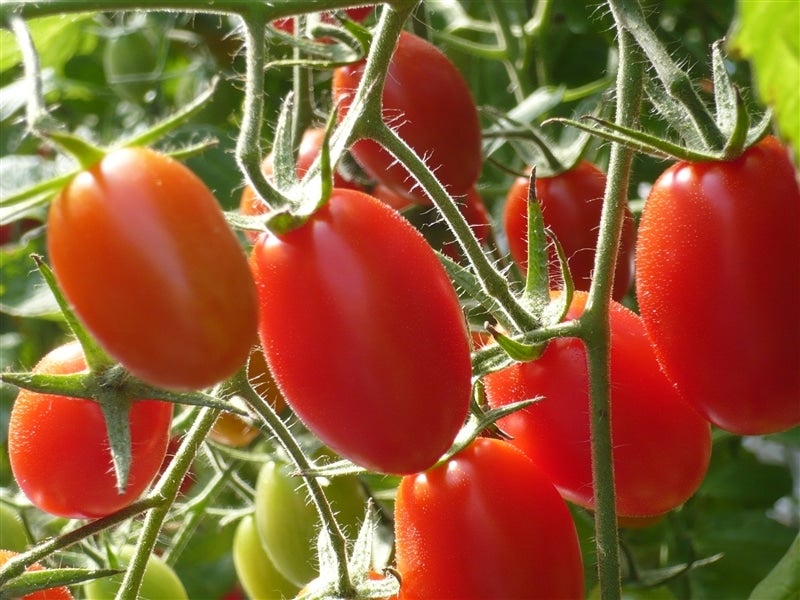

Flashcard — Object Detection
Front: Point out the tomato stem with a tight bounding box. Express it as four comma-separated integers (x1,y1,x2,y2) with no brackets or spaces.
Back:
237,370,356,597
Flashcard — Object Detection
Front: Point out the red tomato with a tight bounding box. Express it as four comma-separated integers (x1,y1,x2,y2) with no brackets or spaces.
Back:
8,341,173,519
332,31,482,205
394,438,584,599
249,189,472,474
503,161,635,299
483,291,712,518
0,549,73,600
47,147,257,392
239,128,362,241
636,136,800,435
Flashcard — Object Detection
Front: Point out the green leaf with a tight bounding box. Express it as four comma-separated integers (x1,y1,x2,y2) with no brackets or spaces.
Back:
748,531,800,600
0,239,62,319
730,1,800,162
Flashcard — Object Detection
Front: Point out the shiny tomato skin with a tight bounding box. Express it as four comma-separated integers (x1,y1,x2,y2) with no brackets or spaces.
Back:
636,136,800,435
8,341,173,519
0,549,73,600
483,292,712,518
332,31,482,205
47,147,258,392
503,161,635,299
394,438,584,600
249,189,471,475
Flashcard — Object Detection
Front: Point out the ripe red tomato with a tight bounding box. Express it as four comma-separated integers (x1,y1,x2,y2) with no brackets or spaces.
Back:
8,341,173,519
394,438,584,599
272,6,374,36
483,291,712,518
503,161,636,299
47,147,258,392
636,136,800,435
249,189,472,474
0,549,73,600
332,31,482,205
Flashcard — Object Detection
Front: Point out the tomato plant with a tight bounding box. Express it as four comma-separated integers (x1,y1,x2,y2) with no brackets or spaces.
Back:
636,135,800,435
0,504,29,553
503,161,636,299
332,30,483,205
0,549,73,600
483,291,712,518
249,188,472,474
394,437,585,599
47,147,258,392
8,341,173,519
83,545,188,599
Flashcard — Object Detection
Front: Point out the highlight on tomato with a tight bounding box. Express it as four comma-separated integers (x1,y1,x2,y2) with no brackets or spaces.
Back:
394,437,585,599
503,161,636,299
0,549,74,600
8,341,173,519
483,291,712,519
332,30,483,205
47,146,258,392
635,135,800,435
249,188,472,475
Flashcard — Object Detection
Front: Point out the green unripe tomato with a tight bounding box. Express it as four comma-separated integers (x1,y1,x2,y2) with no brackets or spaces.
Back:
84,545,188,600
233,515,298,600
0,504,29,552
254,455,366,587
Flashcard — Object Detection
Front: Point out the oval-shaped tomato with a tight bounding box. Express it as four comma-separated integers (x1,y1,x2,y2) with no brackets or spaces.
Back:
0,549,73,600
47,147,258,392
8,341,173,519
239,128,363,241
483,291,712,518
503,161,636,300
636,136,800,435
232,515,299,600
250,189,472,474
394,438,584,599
332,31,482,205
83,545,188,600
254,456,366,587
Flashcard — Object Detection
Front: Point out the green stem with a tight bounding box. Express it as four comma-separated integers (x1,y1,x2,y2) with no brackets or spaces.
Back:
239,372,355,597
523,0,553,88
115,406,218,600
0,497,161,587
372,123,538,334
485,0,530,101
606,0,725,150
6,14,47,131
580,20,645,600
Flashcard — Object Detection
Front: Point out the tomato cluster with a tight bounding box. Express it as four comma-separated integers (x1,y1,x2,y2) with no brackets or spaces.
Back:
3,5,799,600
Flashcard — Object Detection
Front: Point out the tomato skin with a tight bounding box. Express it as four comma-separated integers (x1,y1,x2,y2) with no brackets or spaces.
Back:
250,189,471,475
332,31,482,205
0,549,73,600
394,438,584,600
635,136,800,435
503,161,636,299
47,147,258,392
483,292,712,518
8,341,173,519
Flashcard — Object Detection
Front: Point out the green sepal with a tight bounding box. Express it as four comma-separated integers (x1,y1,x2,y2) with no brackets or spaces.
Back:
0,568,121,600
271,92,300,193
38,129,105,170
33,255,114,371
522,167,550,314
98,395,134,493
542,231,575,326
436,252,506,319
487,323,544,363
0,370,93,399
